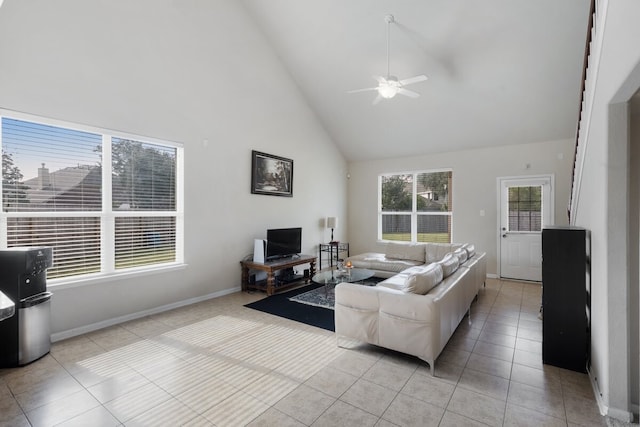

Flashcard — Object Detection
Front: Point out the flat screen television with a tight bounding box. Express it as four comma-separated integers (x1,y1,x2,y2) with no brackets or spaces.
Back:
266,227,302,260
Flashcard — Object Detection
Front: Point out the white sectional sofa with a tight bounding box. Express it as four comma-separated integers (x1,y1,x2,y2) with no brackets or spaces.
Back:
335,242,486,375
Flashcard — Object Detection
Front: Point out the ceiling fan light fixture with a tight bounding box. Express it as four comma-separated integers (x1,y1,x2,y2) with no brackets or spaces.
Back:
378,84,398,99
378,75,400,98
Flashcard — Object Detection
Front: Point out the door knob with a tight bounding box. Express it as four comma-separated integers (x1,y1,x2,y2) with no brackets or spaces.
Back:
502,234,507,238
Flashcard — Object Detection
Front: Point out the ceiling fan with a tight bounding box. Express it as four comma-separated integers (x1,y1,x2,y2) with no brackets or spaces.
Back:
348,14,428,105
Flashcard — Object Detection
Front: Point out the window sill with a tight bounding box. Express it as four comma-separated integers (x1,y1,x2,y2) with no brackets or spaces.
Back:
48,263,188,290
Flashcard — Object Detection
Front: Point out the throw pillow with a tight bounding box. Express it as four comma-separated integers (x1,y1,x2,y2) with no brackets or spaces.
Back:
453,247,468,264
402,263,443,294
437,253,459,278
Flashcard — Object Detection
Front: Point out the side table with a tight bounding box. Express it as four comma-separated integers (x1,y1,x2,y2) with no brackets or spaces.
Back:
319,242,349,270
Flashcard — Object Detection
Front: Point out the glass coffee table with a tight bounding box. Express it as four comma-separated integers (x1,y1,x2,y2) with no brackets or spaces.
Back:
312,268,375,296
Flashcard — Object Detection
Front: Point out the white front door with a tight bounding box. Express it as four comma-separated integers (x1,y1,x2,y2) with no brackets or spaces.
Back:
498,176,553,281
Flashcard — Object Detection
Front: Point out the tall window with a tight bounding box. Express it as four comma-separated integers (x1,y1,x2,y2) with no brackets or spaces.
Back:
1,112,183,281
379,170,452,243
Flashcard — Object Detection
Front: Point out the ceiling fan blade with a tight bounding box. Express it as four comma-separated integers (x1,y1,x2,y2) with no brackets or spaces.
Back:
372,94,383,105
347,87,379,94
398,88,420,98
399,75,428,86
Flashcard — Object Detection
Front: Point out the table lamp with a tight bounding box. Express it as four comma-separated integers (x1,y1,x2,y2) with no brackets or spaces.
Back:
326,217,338,243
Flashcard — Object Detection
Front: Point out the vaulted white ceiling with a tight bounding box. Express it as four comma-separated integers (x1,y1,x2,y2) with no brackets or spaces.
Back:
241,0,591,161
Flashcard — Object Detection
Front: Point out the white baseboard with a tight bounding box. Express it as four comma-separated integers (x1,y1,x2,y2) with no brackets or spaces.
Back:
588,367,636,423
487,273,498,279
607,407,636,424
51,286,241,342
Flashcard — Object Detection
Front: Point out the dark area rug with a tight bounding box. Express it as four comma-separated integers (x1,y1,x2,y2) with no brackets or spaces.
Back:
244,283,335,331
244,277,383,332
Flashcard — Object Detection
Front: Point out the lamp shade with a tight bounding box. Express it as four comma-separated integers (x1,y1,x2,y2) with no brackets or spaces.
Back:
326,217,338,229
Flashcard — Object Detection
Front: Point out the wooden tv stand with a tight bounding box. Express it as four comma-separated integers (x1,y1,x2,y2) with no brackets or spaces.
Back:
240,254,316,296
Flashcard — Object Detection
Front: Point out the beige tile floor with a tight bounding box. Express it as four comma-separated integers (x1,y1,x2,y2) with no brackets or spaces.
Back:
0,278,612,426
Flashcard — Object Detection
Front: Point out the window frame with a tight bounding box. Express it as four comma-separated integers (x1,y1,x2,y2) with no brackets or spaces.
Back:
378,169,453,243
0,109,185,287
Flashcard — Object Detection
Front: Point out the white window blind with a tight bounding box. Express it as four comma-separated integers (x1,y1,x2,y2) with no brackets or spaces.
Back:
115,217,176,269
7,217,102,278
111,138,176,211
1,113,183,280
111,137,177,271
2,118,102,212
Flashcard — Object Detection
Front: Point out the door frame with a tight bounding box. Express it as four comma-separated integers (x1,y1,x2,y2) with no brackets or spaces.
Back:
496,174,555,280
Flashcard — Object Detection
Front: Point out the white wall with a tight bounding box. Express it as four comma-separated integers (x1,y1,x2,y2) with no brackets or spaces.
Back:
0,1,346,336
630,105,640,409
347,138,574,275
571,0,640,420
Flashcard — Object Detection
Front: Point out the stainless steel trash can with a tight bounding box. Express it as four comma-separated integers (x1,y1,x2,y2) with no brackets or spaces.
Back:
18,291,52,365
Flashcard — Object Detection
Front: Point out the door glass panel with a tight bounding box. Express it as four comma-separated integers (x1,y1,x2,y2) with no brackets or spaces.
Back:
508,185,542,232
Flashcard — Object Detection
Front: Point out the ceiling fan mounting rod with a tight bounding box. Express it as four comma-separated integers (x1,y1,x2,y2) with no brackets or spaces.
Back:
385,14,394,78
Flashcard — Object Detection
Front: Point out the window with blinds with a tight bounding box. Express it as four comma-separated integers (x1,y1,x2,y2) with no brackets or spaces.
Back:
1,113,183,280
508,186,542,232
379,170,453,243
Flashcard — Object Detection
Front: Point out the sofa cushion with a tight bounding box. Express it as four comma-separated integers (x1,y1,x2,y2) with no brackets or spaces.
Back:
376,274,408,291
384,242,426,263
402,263,443,295
376,266,419,291
347,252,423,274
453,247,468,264
348,252,422,270
437,253,459,278
463,243,476,258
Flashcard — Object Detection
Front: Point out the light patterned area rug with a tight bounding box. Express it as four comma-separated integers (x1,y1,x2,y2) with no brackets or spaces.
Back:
289,277,382,310
289,285,336,310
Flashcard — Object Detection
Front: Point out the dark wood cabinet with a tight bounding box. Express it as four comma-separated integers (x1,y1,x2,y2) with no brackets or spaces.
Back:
240,255,316,296
542,226,590,373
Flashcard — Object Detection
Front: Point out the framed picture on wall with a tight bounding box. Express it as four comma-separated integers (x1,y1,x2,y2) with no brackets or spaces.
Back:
251,150,294,197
